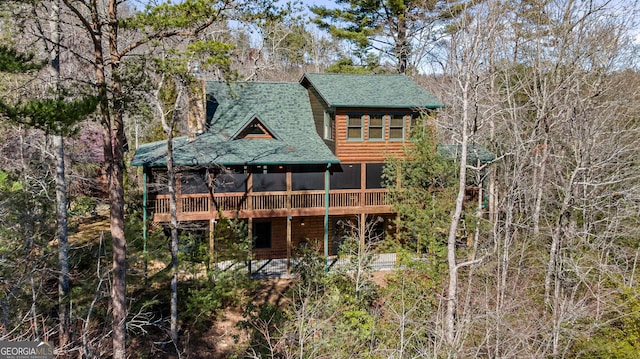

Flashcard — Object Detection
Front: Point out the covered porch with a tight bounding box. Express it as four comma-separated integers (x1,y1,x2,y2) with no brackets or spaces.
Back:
151,188,392,222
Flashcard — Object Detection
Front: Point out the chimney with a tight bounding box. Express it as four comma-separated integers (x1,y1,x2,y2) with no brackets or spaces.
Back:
187,79,206,141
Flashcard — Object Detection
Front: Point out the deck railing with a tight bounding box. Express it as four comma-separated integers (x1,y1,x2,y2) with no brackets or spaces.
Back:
152,189,390,216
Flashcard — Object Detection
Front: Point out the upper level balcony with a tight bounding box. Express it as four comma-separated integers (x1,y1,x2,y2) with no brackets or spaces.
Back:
151,188,393,222
146,162,395,222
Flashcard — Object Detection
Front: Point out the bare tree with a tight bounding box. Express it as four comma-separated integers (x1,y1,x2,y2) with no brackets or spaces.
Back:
439,1,501,349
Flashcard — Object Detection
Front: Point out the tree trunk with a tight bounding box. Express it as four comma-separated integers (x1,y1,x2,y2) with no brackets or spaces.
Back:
49,0,70,351
54,135,70,350
544,167,579,307
107,0,127,356
167,130,179,346
156,75,184,347
445,75,470,347
395,16,408,74
109,119,127,359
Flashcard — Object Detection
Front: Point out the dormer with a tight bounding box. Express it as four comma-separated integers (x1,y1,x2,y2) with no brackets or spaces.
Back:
233,115,277,140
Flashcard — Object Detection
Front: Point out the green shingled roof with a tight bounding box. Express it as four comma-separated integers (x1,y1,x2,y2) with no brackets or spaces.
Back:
301,73,443,109
131,81,340,167
437,144,495,164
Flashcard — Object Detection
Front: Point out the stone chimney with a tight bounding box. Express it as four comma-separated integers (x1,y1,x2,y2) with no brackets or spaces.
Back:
187,79,206,141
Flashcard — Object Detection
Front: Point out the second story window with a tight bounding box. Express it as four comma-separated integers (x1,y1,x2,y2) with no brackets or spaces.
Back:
347,115,363,141
324,112,333,140
389,115,405,141
368,114,384,141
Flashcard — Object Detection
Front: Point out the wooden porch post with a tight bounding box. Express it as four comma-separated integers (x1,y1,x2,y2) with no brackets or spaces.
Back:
286,171,292,274
324,164,330,272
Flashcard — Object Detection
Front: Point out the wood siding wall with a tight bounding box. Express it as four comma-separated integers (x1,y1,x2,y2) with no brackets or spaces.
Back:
251,214,396,260
307,88,335,153
334,108,411,162
251,216,334,260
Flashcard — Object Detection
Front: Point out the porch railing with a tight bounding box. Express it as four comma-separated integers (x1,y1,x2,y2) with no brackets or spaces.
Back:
152,189,390,216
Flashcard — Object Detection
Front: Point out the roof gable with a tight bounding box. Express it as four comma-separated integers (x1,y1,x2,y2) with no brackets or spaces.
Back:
232,114,278,140
300,73,444,109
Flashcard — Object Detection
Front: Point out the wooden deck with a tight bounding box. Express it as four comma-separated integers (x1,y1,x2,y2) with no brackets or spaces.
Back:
151,189,393,222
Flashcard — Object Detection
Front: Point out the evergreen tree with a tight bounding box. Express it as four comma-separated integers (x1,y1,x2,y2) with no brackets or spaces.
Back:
311,0,480,73
384,118,456,265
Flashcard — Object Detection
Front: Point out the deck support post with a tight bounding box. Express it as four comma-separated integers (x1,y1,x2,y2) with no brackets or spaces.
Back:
287,215,292,275
324,164,330,272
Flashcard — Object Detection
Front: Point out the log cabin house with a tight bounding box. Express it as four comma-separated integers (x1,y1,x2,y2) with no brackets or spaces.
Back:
131,73,446,266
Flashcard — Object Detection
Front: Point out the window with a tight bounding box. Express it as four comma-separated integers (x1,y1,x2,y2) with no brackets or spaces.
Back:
347,115,363,141
368,114,384,141
237,118,274,139
389,115,405,141
253,221,272,249
245,123,266,135
323,112,333,140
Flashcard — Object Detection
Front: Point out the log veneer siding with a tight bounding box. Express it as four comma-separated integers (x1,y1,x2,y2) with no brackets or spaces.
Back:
334,109,412,163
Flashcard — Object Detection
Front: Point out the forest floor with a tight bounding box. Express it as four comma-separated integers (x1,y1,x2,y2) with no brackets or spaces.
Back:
202,271,390,358
69,213,392,358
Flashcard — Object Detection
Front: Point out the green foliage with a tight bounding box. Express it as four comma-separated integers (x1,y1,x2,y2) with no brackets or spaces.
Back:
178,214,253,330
211,214,251,264
123,0,225,31
293,242,328,290
179,231,209,265
0,170,22,192
336,306,374,343
0,47,98,135
0,46,45,73
188,40,235,71
572,286,640,358
240,301,288,357
69,196,98,217
384,118,456,265
325,57,376,74
311,0,478,72
0,94,98,135
369,254,441,356
0,170,57,338
183,267,253,331
151,40,235,78
332,235,379,304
